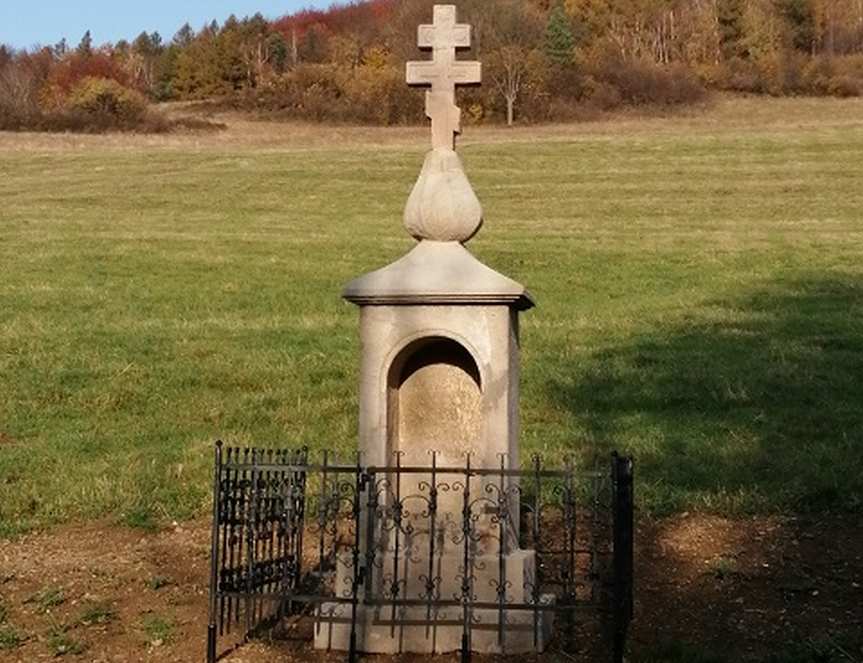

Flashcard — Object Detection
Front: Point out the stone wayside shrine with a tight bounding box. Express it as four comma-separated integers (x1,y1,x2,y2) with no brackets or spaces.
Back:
206,6,634,663
329,2,540,655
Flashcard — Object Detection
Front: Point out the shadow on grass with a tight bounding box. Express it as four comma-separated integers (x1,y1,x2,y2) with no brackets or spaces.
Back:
548,276,863,514
544,275,863,661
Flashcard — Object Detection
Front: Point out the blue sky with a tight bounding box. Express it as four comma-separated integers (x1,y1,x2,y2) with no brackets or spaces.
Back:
0,1,331,49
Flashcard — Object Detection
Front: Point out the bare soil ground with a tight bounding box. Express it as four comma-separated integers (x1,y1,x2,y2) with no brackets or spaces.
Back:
1,514,860,662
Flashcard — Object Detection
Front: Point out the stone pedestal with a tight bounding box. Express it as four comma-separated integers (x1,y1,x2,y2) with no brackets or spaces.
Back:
316,605,553,655
327,241,546,655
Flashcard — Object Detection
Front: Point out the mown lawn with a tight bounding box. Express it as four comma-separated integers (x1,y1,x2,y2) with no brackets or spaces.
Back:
1,97,862,535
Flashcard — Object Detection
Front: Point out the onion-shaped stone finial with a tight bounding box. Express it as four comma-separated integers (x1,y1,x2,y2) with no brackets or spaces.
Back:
404,148,483,244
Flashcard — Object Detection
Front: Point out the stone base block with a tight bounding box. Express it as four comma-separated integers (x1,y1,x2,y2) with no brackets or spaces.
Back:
313,601,554,655
314,548,553,654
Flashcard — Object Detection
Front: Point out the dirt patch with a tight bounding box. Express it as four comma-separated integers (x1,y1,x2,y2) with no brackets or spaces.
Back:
634,513,863,659
0,515,860,662
0,522,210,662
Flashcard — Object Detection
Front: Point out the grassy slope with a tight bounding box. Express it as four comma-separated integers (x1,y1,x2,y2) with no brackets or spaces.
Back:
1,96,862,535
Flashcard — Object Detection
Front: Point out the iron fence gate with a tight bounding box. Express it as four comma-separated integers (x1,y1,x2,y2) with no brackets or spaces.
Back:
207,443,633,662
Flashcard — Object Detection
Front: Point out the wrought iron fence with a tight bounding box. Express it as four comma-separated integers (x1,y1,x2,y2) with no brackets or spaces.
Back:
207,443,633,663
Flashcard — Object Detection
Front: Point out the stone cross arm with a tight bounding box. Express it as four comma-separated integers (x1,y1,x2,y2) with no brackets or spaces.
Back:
406,5,481,150
418,17,471,50
406,60,482,89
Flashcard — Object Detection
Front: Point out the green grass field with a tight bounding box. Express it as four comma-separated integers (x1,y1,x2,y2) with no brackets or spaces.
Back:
1,96,862,536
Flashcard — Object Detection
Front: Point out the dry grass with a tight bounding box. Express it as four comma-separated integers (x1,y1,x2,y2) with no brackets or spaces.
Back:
1,94,860,154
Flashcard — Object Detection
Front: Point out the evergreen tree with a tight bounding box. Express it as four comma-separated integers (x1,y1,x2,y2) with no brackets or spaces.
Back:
717,0,746,60
0,45,12,71
215,19,247,89
173,32,233,99
544,3,575,65
774,0,817,52
77,30,93,57
133,31,156,58
223,14,240,33
53,38,68,57
268,33,289,73
154,44,181,100
299,26,329,63
173,23,195,48
565,0,612,45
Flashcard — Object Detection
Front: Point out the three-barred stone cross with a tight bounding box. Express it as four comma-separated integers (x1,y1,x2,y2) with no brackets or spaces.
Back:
406,5,482,150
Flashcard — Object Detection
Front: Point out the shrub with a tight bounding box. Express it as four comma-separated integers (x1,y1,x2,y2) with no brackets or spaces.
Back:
757,49,807,96
22,108,161,133
300,80,342,121
802,54,863,97
827,74,862,97
801,55,835,95
715,53,863,98
0,63,41,130
544,96,603,122
248,64,343,119
235,63,422,125
1,70,220,133
47,52,130,93
40,52,132,110
65,77,148,122
715,57,763,93
587,55,706,107
583,79,623,111
343,65,421,124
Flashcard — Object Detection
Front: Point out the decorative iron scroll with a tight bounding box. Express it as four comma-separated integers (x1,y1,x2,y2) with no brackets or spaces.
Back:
207,443,634,663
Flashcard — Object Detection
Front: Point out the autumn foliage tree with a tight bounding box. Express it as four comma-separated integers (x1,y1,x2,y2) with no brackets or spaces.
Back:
2,0,863,132
479,0,545,125
40,49,131,110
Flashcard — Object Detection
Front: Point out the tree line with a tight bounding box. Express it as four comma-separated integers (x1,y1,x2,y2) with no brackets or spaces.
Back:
2,0,863,132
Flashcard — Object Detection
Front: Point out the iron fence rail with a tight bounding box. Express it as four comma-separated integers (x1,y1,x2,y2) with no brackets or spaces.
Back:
207,443,634,663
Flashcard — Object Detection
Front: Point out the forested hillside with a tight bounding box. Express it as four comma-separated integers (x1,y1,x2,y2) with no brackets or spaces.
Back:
2,0,863,131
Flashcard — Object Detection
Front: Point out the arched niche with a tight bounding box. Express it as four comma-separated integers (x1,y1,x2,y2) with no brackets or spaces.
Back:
387,336,482,466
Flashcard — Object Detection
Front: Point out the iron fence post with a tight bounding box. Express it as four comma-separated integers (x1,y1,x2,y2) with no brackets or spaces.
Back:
389,451,404,638
460,453,473,663
207,440,223,663
496,453,508,649
364,467,378,605
531,454,542,649
612,453,634,663
563,455,577,650
349,453,365,663
245,448,257,638
424,450,439,638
